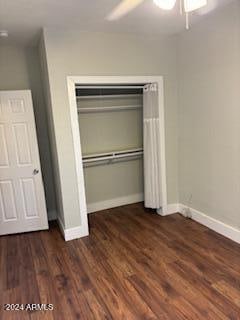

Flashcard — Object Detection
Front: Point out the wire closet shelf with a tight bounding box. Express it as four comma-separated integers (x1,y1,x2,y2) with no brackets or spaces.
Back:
77,84,144,167
82,148,143,167
76,85,144,113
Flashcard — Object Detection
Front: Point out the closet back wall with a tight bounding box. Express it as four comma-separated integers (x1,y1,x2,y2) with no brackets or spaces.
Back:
40,29,179,228
78,94,143,208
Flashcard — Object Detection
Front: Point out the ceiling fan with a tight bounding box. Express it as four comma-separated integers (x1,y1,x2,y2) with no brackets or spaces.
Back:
106,0,208,29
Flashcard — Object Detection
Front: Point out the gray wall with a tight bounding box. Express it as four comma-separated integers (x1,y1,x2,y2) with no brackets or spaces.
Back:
0,43,56,218
41,29,179,229
178,0,240,228
2,1,239,232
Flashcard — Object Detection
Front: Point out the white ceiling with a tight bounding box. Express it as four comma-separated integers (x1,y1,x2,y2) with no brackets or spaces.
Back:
0,0,234,45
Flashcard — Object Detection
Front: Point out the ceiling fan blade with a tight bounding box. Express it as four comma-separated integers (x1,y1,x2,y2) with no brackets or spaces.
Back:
184,0,207,13
153,0,177,10
106,0,145,21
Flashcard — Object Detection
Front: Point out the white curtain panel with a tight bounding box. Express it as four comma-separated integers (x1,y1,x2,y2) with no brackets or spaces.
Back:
143,83,162,209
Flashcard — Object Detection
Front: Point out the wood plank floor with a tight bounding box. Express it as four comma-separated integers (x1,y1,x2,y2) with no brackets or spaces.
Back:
1,202,240,319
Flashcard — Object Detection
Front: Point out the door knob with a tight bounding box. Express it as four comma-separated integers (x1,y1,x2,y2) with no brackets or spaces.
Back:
33,169,39,175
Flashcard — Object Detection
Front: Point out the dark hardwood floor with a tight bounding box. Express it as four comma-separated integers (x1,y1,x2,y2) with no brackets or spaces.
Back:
1,202,240,319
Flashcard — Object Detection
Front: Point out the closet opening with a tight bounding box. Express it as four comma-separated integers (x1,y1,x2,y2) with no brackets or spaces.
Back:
76,84,145,214
67,76,167,237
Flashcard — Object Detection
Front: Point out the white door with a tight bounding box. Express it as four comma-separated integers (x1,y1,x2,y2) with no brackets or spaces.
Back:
0,90,48,235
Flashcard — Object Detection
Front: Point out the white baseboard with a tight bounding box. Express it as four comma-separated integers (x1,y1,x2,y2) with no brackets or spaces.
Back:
157,203,179,216
87,193,144,214
179,204,240,244
47,210,57,221
57,217,89,241
158,202,240,244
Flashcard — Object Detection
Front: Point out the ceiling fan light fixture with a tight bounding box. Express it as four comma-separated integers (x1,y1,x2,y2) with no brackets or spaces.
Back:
153,0,177,10
184,0,207,13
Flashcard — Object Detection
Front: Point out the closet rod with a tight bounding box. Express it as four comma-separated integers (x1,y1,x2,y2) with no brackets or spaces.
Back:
75,85,145,89
76,94,142,100
78,105,142,113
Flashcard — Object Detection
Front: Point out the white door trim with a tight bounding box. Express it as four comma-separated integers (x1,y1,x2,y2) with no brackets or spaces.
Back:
66,76,168,236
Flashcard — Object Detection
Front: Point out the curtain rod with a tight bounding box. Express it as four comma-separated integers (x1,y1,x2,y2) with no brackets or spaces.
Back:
75,85,145,89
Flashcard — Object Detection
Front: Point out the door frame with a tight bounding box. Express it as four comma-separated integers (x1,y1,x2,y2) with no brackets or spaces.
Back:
66,76,168,235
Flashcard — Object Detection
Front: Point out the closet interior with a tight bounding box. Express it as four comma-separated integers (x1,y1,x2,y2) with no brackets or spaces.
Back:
76,84,144,213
